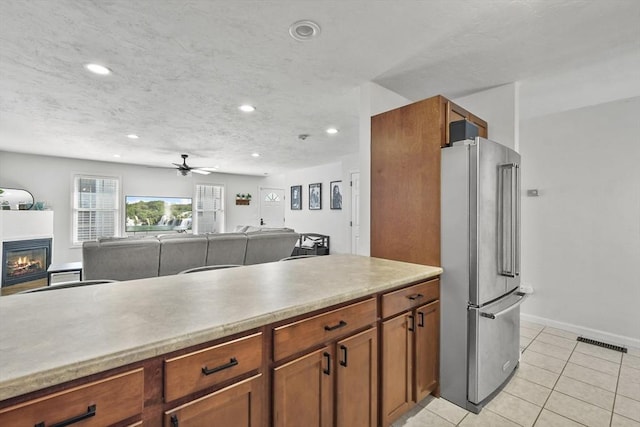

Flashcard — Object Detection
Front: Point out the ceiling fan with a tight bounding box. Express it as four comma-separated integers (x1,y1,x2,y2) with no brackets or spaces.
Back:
172,154,212,176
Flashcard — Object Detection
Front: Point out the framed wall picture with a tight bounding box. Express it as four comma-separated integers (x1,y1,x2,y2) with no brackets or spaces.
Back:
290,185,302,210
309,183,322,210
330,181,343,210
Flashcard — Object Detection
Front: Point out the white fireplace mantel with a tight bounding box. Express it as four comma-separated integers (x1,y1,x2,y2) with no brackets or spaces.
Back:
0,211,54,242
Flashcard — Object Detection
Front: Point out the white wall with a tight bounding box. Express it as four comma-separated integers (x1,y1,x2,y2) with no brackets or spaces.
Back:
519,97,640,346
0,151,267,263
453,83,519,150
277,154,358,254
358,82,412,256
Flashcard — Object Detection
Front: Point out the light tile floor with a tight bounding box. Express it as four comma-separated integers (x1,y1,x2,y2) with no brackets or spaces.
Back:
392,320,640,427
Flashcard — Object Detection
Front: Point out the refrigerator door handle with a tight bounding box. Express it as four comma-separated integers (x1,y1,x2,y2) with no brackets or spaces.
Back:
514,164,520,277
498,163,517,278
479,291,529,319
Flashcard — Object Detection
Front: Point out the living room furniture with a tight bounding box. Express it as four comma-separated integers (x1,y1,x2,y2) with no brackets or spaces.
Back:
18,280,117,294
279,255,318,261
293,233,330,256
82,229,299,281
47,261,83,285
178,264,242,274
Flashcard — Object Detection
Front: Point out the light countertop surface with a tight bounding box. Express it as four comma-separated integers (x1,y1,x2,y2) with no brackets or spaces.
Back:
0,254,442,401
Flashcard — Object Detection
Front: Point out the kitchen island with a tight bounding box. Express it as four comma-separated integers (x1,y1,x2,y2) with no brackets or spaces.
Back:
0,254,442,426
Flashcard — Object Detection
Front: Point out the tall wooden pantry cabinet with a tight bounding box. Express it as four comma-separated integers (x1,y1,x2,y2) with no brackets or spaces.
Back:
371,94,487,426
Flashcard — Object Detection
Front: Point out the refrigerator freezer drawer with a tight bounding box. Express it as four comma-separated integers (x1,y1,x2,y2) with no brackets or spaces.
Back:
468,294,521,405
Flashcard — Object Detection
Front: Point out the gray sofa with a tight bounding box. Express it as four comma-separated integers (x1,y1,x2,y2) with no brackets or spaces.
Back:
82,229,299,281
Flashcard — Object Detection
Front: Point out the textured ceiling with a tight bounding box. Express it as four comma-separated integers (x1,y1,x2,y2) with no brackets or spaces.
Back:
1,0,638,175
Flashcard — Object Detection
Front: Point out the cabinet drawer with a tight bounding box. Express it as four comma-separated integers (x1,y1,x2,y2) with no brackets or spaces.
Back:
274,298,377,361
164,332,262,402
381,279,439,319
0,368,144,426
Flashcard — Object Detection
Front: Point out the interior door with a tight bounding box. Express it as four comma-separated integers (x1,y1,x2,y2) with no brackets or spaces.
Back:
350,172,360,254
259,187,285,227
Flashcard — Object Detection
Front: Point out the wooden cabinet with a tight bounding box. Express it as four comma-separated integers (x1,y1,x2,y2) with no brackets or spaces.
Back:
380,279,440,426
273,347,333,427
163,333,264,427
164,374,263,427
273,300,378,427
164,333,263,402
445,98,488,146
0,368,144,426
335,329,378,427
371,94,487,267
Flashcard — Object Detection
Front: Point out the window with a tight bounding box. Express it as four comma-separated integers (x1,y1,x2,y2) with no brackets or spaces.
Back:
194,184,224,233
72,175,119,245
264,192,280,202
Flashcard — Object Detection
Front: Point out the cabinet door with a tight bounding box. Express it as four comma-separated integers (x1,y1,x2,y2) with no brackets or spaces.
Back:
273,346,333,427
381,313,413,426
164,374,263,427
414,301,440,402
445,99,488,145
336,328,377,427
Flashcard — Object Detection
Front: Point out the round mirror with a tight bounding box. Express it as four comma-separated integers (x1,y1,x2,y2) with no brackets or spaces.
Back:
0,188,35,210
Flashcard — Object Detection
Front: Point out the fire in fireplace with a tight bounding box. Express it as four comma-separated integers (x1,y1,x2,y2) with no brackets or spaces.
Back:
2,238,52,287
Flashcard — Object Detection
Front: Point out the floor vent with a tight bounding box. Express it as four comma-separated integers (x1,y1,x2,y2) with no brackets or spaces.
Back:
577,336,627,353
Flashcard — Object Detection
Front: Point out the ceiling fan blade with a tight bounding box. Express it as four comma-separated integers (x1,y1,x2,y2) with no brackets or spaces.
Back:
172,163,185,168
191,169,211,175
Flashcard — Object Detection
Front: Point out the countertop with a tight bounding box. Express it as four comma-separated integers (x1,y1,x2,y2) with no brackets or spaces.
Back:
0,254,442,401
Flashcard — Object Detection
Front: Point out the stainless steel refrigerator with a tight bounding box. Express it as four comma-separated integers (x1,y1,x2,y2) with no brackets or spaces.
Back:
440,137,528,412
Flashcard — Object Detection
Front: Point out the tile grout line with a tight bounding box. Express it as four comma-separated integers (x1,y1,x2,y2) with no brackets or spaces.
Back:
610,352,623,427
530,325,577,427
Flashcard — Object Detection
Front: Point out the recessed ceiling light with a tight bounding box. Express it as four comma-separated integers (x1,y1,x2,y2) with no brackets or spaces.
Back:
126,134,139,139
326,128,339,135
289,20,321,41
113,154,121,158
252,153,260,158
85,63,111,75
239,105,256,113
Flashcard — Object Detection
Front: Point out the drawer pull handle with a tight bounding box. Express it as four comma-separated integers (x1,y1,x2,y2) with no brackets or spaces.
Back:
339,345,348,367
35,404,96,427
202,357,238,376
408,315,415,332
324,320,347,331
418,311,425,327
408,293,424,301
171,415,179,427
323,352,331,375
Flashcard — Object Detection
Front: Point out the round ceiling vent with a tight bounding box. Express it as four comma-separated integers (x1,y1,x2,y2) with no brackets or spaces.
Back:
289,20,321,41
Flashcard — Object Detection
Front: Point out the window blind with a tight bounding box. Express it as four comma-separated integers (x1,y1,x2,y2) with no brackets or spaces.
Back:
73,175,119,244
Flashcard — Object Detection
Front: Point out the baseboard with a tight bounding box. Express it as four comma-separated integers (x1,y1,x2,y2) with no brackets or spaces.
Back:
521,313,640,350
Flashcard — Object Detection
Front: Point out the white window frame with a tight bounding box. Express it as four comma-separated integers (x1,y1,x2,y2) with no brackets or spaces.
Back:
71,174,120,246
194,183,225,234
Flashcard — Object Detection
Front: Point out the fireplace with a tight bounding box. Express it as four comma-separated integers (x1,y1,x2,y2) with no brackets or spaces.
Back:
2,238,52,288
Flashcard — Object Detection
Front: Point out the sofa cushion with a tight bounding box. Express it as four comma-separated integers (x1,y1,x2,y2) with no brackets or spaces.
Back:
244,231,299,265
206,233,247,266
158,235,208,276
83,238,161,281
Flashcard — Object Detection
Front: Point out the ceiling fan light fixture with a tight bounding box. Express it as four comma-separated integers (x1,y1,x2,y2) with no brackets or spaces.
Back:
252,153,260,158
191,169,211,175
126,134,139,139
85,63,111,75
326,127,339,135
289,20,321,41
